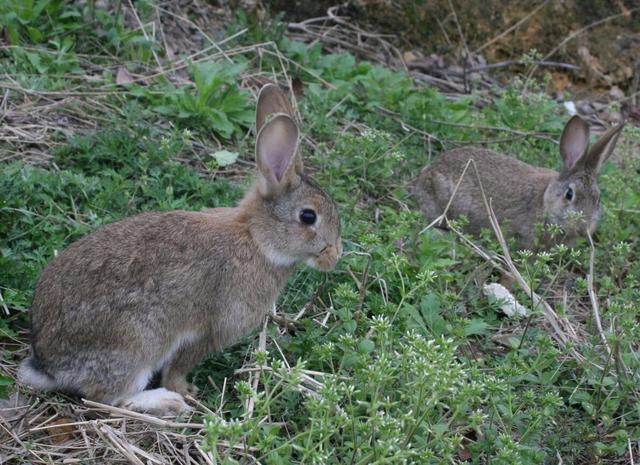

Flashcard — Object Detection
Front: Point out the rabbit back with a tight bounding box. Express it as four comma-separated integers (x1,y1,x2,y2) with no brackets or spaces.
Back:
414,148,556,246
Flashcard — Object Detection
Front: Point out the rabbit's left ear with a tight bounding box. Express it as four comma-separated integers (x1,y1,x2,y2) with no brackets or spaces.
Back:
255,114,300,197
559,116,590,171
580,121,625,175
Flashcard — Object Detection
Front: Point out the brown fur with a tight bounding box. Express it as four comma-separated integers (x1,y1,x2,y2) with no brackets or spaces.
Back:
19,84,342,415
413,116,625,248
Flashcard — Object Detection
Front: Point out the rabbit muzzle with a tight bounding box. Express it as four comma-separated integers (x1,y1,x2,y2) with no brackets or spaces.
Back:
307,239,342,272
564,206,600,237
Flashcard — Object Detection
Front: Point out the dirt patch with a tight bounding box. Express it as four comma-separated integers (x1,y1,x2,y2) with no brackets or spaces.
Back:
267,0,640,98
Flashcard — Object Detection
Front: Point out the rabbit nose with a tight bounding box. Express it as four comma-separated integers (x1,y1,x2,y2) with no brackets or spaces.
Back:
309,240,342,272
319,237,341,257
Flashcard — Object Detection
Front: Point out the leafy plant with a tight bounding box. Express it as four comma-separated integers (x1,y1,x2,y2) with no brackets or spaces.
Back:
8,36,81,75
0,0,81,45
142,61,253,139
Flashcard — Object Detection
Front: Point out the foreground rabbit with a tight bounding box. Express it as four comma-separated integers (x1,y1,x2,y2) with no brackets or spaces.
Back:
19,84,342,415
413,116,625,248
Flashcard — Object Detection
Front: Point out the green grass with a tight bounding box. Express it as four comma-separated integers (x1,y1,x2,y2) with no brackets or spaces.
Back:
1,2,640,464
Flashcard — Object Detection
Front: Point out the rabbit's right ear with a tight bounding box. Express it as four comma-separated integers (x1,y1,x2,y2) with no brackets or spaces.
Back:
255,114,300,197
559,115,590,171
580,121,625,175
256,84,295,132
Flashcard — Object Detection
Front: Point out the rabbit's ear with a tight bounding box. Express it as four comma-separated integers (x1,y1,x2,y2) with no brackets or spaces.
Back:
256,84,294,132
256,83,303,174
256,114,300,197
580,121,625,175
560,116,590,171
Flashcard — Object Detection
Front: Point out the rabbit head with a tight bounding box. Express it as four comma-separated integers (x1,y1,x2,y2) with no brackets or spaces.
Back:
240,84,342,272
543,116,625,238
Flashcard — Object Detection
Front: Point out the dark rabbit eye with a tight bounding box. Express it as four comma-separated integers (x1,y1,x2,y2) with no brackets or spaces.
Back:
300,209,317,225
565,187,574,201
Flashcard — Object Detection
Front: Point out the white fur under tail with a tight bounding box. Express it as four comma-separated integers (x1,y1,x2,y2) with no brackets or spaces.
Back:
18,357,58,391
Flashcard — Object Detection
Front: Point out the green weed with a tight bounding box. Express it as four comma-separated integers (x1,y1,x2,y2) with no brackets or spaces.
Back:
136,61,254,139
0,0,82,45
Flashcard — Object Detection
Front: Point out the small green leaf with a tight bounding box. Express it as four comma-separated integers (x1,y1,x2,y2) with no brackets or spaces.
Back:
464,318,489,337
211,150,239,167
419,293,447,336
342,319,357,334
358,338,375,354
7,25,20,45
26,26,42,42
0,375,14,399
59,9,81,19
341,352,360,369
431,423,448,437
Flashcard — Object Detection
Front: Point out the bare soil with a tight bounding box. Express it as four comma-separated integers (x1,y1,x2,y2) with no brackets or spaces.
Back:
266,0,640,100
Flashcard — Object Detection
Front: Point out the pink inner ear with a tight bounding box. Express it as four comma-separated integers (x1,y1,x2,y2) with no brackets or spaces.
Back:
564,142,586,170
270,148,292,181
560,117,590,170
256,115,298,183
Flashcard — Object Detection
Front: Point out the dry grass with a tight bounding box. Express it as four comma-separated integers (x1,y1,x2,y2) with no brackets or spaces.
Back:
0,313,334,464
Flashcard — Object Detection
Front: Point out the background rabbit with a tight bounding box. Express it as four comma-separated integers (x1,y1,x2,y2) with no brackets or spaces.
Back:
412,116,625,249
18,84,342,416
